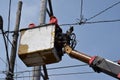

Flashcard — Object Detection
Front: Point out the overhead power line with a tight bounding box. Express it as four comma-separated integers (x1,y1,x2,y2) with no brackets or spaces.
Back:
0,60,118,75
0,60,119,78
0,18,120,35
1,18,119,34
48,71,95,76
2,71,95,79
5,64,88,75
0,56,7,65
48,0,54,16
1,30,10,72
47,64,88,70
60,23,79,26
0,71,95,79
85,19,120,24
59,19,120,26
86,1,120,21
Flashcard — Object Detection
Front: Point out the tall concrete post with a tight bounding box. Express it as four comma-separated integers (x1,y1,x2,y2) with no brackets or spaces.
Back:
32,0,47,80
6,1,22,80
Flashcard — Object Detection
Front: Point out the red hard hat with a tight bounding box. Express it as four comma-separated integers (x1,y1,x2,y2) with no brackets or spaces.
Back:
29,23,36,28
49,16,58,24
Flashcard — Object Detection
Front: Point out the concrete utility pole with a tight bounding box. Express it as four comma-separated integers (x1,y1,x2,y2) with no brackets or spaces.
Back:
32,0,47,80
6,1,22,80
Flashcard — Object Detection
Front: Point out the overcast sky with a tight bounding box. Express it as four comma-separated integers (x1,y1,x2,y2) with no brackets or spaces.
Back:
0,0,120,80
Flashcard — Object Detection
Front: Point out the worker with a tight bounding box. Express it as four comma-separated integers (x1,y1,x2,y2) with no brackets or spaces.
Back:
28,23,36,28
49,16,58,24
49,16,64,59
49,16,62,33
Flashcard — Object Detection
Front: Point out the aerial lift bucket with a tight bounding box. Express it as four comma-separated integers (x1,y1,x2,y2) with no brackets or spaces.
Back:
18,24,61,67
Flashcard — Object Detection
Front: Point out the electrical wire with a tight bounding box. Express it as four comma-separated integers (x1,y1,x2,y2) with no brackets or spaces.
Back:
1,30,10,70
47,60,119,70
48,71,95,76
69,33,77,49
4,34,14,47
86,1,120,21
0,64,88,75
2,71,95,78
0,56,7,65
0,18,120,35
47,8,51,17
59,19,120,26
0,18,120,34
60,23,79,26
2,18,120,34
12,71,47,80
6,0,12,73
9,59,119,75
0,1,120,79
48,0,54,16
47,64,88,70
85,19,120,24
0,59,119,78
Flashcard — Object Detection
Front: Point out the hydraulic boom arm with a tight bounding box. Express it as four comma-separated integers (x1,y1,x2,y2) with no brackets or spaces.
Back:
55,26,120,79
64,45,120,80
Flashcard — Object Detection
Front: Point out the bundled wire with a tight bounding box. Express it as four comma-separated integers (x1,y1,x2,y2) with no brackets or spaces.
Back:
69,33,77,49
67,27,77,49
